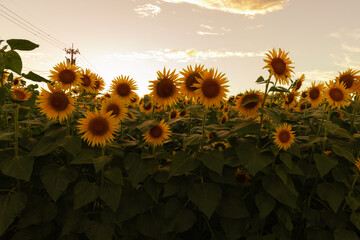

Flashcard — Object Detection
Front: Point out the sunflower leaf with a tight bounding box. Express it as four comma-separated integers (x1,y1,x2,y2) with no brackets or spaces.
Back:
0,155,34,181
6,39,39,51
124,152,148,188
4,50,22,74
22,71,50,83
73,180,98,209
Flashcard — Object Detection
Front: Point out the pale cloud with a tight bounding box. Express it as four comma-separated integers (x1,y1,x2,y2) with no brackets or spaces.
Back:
300,70,337,84
246,24,264,30
134,4,161,17
102,49,265,62
342,43,360,53
197,25,231,36
330,53,360,69
160,0,289,16
200,24,213,30
221,27,231,32
197,31,221,36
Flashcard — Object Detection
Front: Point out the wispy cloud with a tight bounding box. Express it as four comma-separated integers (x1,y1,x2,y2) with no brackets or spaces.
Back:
330,53,360,69
134,4,161,17
200,24,213,30
197,24,231,36
102,49,265,62
246,24,264,30
342,43,360,53
160,0,289,16
197,31,221,36
300,70,337,84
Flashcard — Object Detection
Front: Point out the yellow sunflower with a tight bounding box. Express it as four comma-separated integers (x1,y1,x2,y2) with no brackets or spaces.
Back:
324,81,351,109
263,48,294,85
282,91,298,110
143,120,171,147
235,168,251,187
37,84,75,122
129,93,139,107
179,110,189,118
297,101,311,112
12,77,23,87
193,68,229,108
300,91,308,99
212,141,230,151
49,61,81,90
78,110,118,147
235,90,264,117
100,96,128,123
139,100,153,114
111,75,138,103
355,158,360,172
169,109,179,119
219,114,228,125
12,87,31,102
273,123,295,151
292,74,305,92
179,64,205,99
149,68,180,107
335,68,360,93
79,68,96,92
307,82,324,107
93,74,105,93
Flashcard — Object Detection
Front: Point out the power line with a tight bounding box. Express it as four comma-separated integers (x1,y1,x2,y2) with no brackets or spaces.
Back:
78,53,98,72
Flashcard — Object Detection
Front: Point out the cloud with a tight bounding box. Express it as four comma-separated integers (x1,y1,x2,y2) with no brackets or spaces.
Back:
200,24,213,30
160,0,289,16
197,24,231,36
330,53,360,69
102,49,265,62
300,70,338,84
342,43,360,53
246,24,264,30
134,4,161,17
197,31,221,36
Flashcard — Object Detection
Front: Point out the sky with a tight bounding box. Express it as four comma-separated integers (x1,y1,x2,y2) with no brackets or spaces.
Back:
1,0,360,96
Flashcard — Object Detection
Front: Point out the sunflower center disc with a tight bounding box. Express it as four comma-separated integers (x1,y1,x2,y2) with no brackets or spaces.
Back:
271,58,287,75
278,130,290,143
89,117,109,136
339,74,353,89
170,111,177,118
144,103,152,110
186,73,201,92
221,116,227,124
309,88,320,100
285,93,295,105
329,88,344,101
14,90,26,100
13,79,19,86
59,69,76,84
235,173,248,185
82,75,91,87
49,92,69,111
116,83,131,97
94,80,100,89
106,103,120,117
150,125,163,138
180,111,186,117
294,80,302,91
202,79,220,98
241,93,259,109
301,92,308,98
156,79,175,98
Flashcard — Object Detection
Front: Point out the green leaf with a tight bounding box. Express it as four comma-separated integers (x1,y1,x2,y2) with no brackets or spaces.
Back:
137,119,158,133
30,136,57,157
351,212,360,231
188,183,222,219
6,39,39,51
163,198,196,233
276,208,293,231
143,180,162,203
124,152,148,188
182,134,206,146
73,180,98,209
104,167,123,185
269,86,288,92
40,165,78,202
0,155,34,181
0,192,27,236
263,175,298,209
198,151,225,175
169,151,199,177
314,153,338,178
316,183,345,212
275,165,287,185
136,208,163,239
0,132,14,141
85,220,115,240
255,192,276,218
279,153,293,169
256,76,265,83
93,156,111,173
61,135,82,156
60,209,85,237
332,145,356,163
325,122,353,140
71,149,96,164
334,229,359,240
216,194,249,219
246,151,274,175
22,71,50,83
98,182,122,212
5,50,22,74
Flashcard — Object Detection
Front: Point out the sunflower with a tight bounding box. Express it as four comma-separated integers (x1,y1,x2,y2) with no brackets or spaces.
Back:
307,82,324,107
126,111,137,120
78,110,118,147
221,104,230,114
282,91,298,110
101,96,128,123
111,75,138,103
263,48,294,85
273,123,295,151
149,68,180,107
206,131,217,141
93,74,105,93
179,110,189,118
193,68,229,108
169,109,179,119
335,68,360,93
143,120,171,147
139,100,153,114
297,101,311,112
1,71,9,86
235,168,251,187
179,64,205,99
12,87,31,102
300,91,308,99
219,114,228,125
79,68,96,92
129,93,139,107
324,81,351,109
292,74,305,92
235,90,264,117
355,158,360,172
37,84,75,122
154,105,163,112
212,141,230,151
12,77,23,87
49,61,81,90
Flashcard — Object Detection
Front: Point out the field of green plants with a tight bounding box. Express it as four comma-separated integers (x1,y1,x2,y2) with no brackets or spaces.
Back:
1,39,360,240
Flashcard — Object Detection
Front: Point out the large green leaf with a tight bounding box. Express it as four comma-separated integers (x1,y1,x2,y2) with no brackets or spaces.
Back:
136,208,164,239
98,182,122,212
279,153,293,170
40,165,78,202
6,39,39,51
276,208,293,231
5,50,22,74
70,149,96,165
104,167,123,185
198,151,226,175
30,136,57,157
93,156,111,173
169,151,199,177
0,192,27,236
351,212,360,231
124,152,148,188
314,153,338,178
0,155,34,181
143,180,162,203
182,134,206,146
22,71,50,83
316,183,345,212
332,145,356,163
333,229,359,240
188,183,222,219
255,192,276,218
263,175,298,209
73,180,98,209
58,135,82,156
216,194,249,219
85,220,115,240
236,144,274,175
163,198,196,233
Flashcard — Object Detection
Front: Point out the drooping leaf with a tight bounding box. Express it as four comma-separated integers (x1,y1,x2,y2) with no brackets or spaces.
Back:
263,175,298,209
6,39,39,51
216,194,249,219
5,50,22,74
22,71,50,83
169,151,199,177
93,156,111,173
124,152,148,188
314,153,338,178
73,180,98,209
316,183,345,212
279,152,293,170
104,167,123,185
197,151,226,175
332,144,356,163
98,182,122,212
255,192,276,218
351,212,360,231
333,229,359,240
0,155,34,181
0,192,27,236
70,149,96,165
276,208,293,231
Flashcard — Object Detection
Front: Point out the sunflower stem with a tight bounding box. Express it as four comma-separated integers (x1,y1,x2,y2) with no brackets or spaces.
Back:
66,117,71,136
350,105,356,134
343,170,359,210
269,79,278,109
120,120,123,139
202,109,207,136
101,147,105,186
14,104,19,157
257,75,271,147
151,104,155,119
322,108,332,153
188,113,192,135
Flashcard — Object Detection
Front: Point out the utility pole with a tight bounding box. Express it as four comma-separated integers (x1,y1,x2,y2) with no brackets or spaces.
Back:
64,44,80,65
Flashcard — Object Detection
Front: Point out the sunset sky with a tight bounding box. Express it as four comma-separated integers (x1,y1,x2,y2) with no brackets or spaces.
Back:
1,0,360,96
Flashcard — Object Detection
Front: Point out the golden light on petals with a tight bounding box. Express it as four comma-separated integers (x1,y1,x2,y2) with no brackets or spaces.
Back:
49,61,81,89
143,120,171,147
179,64,205,99
335,68,360,93
235,90,263,117
282,91,298,110
139,100,153,114
12,87,31,101
93,74,105,93
263,48,294,85
293,74,305,92
169,109,178,119
355,158,360,172
273,123,295,151
193,68,229,108
77,110,118,147
100,96,128,123
111,75,138,103
37,84,75,122
324,81,351,109
307,82,324,107
79,68,96,92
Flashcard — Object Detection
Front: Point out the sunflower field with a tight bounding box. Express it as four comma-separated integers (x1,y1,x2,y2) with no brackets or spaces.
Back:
1,39,360,240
